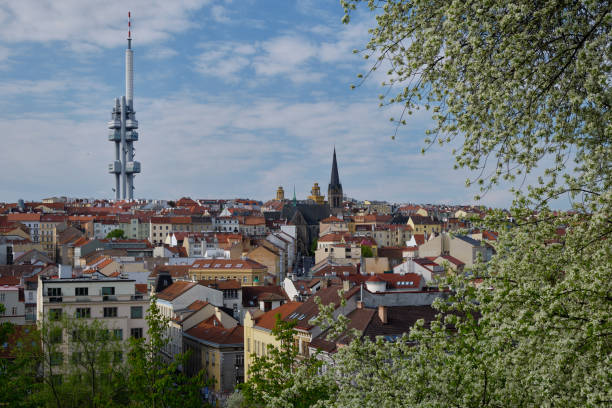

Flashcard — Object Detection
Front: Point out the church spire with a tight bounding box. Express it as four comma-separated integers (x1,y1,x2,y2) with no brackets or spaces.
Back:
330,147,341,188
328,147,343,215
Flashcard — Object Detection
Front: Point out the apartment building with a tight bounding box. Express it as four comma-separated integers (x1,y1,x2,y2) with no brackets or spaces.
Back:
36,270,149,372
189,259,267,287
7,213,41,243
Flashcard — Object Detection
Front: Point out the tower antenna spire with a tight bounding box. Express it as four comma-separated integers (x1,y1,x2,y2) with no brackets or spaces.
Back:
127,11,132,48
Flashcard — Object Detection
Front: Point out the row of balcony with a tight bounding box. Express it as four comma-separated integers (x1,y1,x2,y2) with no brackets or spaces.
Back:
108,161,141,174
108,130,139,142
107,119,138,130
46,294,145,303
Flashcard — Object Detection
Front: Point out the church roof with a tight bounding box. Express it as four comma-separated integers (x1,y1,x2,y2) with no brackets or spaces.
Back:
329,147,342,189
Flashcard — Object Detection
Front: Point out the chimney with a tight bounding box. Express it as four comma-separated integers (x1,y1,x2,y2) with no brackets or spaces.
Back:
378,305,387,324
320,278,329,289
342,280,351,292
356,300,363,309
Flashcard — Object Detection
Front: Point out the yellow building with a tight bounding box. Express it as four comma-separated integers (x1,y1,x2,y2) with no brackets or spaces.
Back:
150,217,172,245
183,320,244,394
307,183,325,204
243,301,302,379
247,245,282,281
416,207,429,217
407,215,442,236
39,214,67,260
244,283,359,379
189,259,267,286
276,186,285,201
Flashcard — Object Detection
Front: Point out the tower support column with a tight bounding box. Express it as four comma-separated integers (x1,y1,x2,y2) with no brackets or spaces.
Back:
120,96,127,200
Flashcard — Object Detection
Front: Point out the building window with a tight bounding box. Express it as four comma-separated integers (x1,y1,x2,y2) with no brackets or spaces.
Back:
75,287,88,296
75,308,91,318
0,293,5,302
71,352,82,364
236,354,243,367
114,351,123,363
243,277,248,283
11,307,17,315
49,308,62,321
50,328,62,344
103,307,118,318
50,352,63,366
101,287,115,296
131,328,143,339
113,329,123,340
47,287,61,297
131,306,143,319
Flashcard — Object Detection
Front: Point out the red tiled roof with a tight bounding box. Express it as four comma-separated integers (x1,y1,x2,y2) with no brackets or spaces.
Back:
289,285,360,330
191,259,266,270
320,216,343,223
150,264,191,278
439,255,465,267
254,301,303,330
198,279,242,290
156,281,197,301
413,234,425,245
242,286,289,307
317,233,346,243
185,323,243,345
134,284,148,294
7,213,40,222
187,300,209,311
0,276,20,286
243,216,265,226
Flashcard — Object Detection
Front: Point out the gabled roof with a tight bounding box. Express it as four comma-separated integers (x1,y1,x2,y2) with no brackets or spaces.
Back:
185,323,243,345
191,259,266,270
198,279,241,290
454,235,481,247
363,306,440,339
12,249,53,266
242,285,289,307
438,255,465,267
156,281,198,301
150,265,191,279
287,284,360,331
310,308,376,352
254,301,303,331
186,300,210,311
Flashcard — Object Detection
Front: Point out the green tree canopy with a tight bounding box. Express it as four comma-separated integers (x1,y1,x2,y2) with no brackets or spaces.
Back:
243,1,611,407
360,245,373,257
342,0,610,204
105,229,126,239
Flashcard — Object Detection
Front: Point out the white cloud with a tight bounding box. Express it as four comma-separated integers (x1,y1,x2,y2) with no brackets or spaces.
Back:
0,45,11,67
211,5,230,23
0,0,212,49
193,42,255,82
191,17,372,84
145,46,178,60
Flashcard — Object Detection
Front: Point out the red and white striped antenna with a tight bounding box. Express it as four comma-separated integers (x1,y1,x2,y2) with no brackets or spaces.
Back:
128,11,131,39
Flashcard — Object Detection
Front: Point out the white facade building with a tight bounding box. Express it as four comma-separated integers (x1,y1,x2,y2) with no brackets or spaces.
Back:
36,274,149,368
0,279,25,325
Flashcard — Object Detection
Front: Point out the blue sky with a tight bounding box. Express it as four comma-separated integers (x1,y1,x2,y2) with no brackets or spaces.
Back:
0,0,541,207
